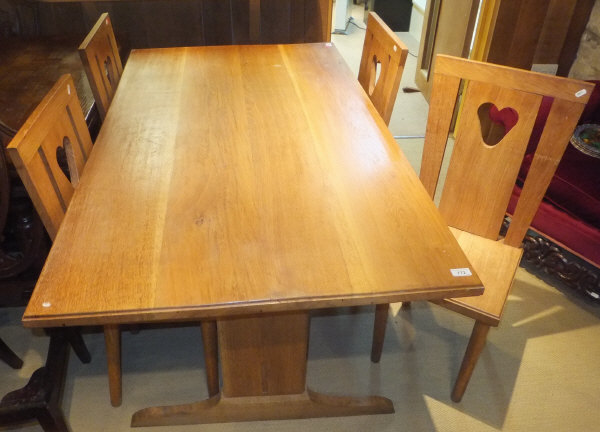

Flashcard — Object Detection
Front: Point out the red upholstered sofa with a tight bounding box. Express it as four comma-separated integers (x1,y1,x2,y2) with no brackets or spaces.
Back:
502,81,600,302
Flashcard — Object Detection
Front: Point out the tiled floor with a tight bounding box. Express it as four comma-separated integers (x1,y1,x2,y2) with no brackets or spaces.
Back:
2,8,600,431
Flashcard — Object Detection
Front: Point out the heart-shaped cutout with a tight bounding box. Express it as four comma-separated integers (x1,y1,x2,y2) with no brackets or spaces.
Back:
477,102,519,146
368,55,382,96
55,137,71,181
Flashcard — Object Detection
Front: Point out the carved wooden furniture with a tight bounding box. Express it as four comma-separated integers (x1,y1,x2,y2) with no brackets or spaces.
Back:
79,13,124,122
20,0,333,48
0,332,69,431
370,55,594,402
21,43,482,426
0,328,90,432
358,12,408,126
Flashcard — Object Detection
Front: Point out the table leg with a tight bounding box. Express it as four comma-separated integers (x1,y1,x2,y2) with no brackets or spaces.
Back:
104,324,122,407
131,311,393,426
200,320,219,397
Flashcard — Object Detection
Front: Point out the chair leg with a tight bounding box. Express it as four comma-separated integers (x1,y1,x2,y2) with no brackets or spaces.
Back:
451,320,490,402
63,328,91,364
104,324,122,407
201,320,219,396
371,304,389,363
0,337,23,369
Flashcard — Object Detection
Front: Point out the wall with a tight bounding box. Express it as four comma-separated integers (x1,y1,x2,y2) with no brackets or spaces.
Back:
569,0,600,79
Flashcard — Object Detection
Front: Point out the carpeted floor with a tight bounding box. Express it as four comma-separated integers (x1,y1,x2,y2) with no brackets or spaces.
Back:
2,266,600,431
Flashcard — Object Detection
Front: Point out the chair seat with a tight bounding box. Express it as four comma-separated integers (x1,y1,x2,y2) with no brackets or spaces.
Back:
433,227,523,327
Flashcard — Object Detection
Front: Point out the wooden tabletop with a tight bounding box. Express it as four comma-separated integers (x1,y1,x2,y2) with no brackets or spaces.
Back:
23,43,482,327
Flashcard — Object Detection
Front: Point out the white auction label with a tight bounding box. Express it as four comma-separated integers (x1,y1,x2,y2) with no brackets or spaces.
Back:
450,268,472,277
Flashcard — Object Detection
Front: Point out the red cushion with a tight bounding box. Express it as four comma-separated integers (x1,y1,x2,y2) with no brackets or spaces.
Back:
518,145,600,228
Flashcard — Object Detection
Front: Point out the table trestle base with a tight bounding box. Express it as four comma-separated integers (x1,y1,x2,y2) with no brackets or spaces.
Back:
130,390,394,426
132,311,394,426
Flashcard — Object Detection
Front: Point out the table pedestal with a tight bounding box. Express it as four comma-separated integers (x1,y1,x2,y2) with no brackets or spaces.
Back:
131,311,394,426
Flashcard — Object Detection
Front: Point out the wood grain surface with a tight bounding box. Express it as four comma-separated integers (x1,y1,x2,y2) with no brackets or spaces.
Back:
23,44,482,328
438,79,541,239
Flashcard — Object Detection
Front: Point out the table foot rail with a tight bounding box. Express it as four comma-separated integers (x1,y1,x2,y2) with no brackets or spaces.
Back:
131,389,394,427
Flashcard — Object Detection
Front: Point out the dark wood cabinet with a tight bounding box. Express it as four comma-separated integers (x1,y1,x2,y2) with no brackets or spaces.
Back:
18,0,332,49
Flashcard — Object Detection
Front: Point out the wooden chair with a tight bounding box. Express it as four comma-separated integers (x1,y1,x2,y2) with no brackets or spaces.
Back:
79,13,123,122
358,12,408,126
8,74,93,240
5,74,93,430
0,329,90,432
8,74,218,408
370,55,595,402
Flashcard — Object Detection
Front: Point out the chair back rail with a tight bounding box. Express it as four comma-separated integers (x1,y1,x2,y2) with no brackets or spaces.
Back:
358,12,408,125
420,55,594,246
79,13,123,122
7,75,93,241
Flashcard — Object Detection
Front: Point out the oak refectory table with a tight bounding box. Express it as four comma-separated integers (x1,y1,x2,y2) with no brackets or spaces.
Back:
22,43,483,426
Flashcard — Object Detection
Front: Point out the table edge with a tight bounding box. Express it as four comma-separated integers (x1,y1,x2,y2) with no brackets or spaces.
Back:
22,284,484,327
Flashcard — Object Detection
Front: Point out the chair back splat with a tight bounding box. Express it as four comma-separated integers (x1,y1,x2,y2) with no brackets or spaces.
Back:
420,55,594,246
7,74,93,241
79,12,123,121
358,12,408,126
